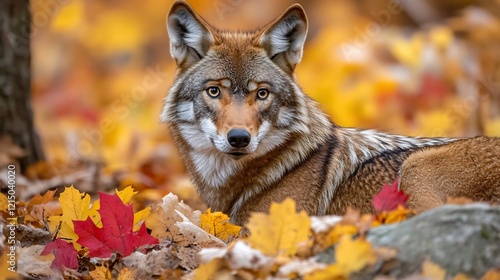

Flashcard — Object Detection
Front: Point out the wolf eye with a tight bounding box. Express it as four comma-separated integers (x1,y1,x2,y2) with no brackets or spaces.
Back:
256,88,269,100
206,87,221,98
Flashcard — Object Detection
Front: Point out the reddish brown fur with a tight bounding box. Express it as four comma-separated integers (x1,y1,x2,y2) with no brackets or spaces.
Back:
401,137,500,213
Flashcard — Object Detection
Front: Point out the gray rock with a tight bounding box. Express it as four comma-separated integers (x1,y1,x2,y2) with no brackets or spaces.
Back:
367,204,500,278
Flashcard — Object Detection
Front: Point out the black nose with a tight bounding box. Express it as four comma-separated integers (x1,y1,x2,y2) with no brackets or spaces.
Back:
227,129,251,148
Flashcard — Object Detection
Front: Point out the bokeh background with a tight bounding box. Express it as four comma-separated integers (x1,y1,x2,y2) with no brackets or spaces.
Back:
29,0,500,203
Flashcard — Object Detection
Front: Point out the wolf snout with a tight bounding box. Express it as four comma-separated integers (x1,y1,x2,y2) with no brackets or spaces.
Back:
227,129,251,148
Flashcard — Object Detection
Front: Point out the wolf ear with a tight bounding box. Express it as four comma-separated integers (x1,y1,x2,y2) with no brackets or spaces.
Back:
167,1,214,69
258,4,308,74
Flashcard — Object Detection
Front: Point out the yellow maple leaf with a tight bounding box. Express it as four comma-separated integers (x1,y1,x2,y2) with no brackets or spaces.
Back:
200,208,241,242
421,259,446,280
116,186,138,204
47,186,92,249
482,269,500,280
245,198,311,257
336,235,376,274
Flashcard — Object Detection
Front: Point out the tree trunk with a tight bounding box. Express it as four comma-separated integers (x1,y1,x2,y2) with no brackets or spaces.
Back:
0,0,45,171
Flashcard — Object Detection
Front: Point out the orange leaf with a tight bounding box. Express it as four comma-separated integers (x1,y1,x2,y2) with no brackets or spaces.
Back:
28,190,56,207
373,205,410,226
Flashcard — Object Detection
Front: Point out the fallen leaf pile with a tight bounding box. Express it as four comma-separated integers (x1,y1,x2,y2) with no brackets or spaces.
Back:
1,180,498,279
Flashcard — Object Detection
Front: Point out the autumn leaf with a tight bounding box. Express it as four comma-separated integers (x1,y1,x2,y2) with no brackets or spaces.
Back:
313,208,363,250
322,224,358,248
116,186,138,203
372,205,410,226
41,239,79,270
145,192,201,242
246,198,311,257
133,206,151,232
28,190,56,206
117,267,138,279
87,186,149,231
73,192,158,258
194,258,222,280
47,186,93,249
24,190,58,226
174,209,226,247
89,266,112,280
307,235,375,279
198,240,275,274
336,235,376,274
372,180,409,212
200,208,241,242
421,259,446,280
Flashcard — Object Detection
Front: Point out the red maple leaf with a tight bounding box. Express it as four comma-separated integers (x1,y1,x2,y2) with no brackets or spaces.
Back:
372,180,409,212
73,192,158,258
41,239,79,270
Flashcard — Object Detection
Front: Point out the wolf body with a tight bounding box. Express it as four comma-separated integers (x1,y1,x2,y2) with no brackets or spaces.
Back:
162,1,500,225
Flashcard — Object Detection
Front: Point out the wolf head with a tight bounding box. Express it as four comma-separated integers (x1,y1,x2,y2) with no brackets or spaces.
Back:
161,1,313,163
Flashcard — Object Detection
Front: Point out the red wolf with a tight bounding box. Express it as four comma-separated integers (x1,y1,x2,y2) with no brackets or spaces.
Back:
161,1,500,225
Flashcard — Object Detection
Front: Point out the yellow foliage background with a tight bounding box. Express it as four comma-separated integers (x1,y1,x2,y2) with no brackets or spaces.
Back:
31,0,500,192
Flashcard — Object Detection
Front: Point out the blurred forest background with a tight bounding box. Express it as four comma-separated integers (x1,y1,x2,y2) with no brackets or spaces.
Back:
10,0,500,204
